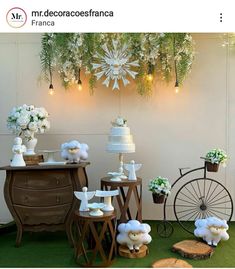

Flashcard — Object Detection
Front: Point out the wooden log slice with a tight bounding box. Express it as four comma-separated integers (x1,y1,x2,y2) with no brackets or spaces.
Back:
152,258,193,268
118,245,149,258
172,240,214,260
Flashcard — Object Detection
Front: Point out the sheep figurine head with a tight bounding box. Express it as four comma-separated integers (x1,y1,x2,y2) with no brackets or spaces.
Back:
61,140,89,163
194,217,229,247
116,220,152,253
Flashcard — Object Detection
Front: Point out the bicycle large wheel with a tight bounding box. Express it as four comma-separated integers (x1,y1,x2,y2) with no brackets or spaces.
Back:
173,178,233,234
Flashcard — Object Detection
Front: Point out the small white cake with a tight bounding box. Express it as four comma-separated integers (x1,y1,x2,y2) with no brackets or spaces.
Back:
106,117,135,153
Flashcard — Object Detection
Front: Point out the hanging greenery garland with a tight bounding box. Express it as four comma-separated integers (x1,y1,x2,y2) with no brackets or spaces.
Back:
40,33,195,96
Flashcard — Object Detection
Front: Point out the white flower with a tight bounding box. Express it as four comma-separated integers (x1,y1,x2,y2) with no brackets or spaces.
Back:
14,112,21,118
40,119,50,130
7,104,50,138
17,115,30,129
28,122,38,132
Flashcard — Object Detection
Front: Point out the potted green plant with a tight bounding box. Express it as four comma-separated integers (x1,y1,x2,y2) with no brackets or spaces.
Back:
149,177,171,204
205,148,228,172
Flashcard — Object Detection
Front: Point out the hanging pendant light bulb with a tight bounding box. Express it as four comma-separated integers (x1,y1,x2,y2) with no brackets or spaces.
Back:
173,37,179,94
76,68,82,91
146,63,154,82
175,80,179,93
48,62,55,95
48,83,55,96
77,79,82,91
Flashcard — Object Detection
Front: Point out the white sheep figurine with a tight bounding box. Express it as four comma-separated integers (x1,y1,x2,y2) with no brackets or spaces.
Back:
117,220,152,253
61,140,89,163
194,217,229,247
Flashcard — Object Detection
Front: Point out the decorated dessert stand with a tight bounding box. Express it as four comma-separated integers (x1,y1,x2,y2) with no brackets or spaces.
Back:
106,117,135,178
101,177,142,223
95,190,119,211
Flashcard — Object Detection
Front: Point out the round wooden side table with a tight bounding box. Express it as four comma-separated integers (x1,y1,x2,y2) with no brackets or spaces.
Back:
101,177,142,223
73,210,117,267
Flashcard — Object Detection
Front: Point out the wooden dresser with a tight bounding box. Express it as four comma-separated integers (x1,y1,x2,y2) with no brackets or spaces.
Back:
0,163,89,246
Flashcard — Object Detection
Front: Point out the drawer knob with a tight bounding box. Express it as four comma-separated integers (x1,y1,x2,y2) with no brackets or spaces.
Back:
56,179,60,185
56,196,61,203
24,196,29,203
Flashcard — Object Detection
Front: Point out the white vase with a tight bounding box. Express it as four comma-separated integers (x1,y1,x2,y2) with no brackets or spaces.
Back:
24,135,37,155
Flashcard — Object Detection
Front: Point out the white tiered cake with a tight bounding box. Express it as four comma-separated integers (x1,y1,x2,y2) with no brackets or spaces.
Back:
106,117,135,153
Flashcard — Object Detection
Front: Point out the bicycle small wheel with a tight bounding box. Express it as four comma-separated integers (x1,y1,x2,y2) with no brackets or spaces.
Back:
157,221,173,238
174,178,233,234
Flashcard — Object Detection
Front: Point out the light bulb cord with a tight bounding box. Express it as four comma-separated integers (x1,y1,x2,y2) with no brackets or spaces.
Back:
173,36,178,85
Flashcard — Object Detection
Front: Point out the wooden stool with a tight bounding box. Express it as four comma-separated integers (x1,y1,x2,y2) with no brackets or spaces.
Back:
73,211,117,267
101,177,142,223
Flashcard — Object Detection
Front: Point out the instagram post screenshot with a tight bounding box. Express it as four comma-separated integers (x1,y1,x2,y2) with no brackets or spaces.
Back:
0,0,234,268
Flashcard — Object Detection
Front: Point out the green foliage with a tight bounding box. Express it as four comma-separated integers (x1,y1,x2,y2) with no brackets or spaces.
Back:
40,33,55,82
40,33,195,95
149,176,171,195
205,149,228,164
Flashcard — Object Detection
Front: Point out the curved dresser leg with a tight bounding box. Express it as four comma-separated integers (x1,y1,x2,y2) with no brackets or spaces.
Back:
15,224,23,247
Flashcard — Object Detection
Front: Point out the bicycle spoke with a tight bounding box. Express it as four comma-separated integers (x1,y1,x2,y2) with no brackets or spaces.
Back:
208,208,231,217
206,183,219,203
196,180,202,199
174,204,198,208
176,207,198,214
208,210,221,219
178,191,199,205
208,200,231,206
205,180,213,201
192,211,201,221
176,197,198,206
205,211,210,218
178,209,198,220
185,185,200,203
203,179,206,199
208,206,232,209
185,210,200,222
190,182,200,200
207,187,226,204
208,194,231,206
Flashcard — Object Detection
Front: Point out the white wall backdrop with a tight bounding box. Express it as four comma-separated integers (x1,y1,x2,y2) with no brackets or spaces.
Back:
0,33,234,223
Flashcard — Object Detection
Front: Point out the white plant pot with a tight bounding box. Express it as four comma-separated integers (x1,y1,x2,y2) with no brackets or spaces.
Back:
24,137,38,155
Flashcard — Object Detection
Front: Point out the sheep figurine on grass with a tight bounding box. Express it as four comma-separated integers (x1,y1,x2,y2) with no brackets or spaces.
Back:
194,217,229,247
117,220,152,253
61,140,89,163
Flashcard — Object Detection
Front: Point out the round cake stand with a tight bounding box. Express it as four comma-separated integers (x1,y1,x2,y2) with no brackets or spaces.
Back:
38,150,64,165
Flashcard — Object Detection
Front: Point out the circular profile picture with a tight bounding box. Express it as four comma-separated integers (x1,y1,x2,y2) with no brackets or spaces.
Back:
6,7,27,28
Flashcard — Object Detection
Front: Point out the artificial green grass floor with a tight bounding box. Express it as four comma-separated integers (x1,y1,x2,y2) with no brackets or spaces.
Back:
0,221,235,267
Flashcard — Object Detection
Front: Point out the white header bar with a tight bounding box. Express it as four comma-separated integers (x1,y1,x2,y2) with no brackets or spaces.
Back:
0,0,234,32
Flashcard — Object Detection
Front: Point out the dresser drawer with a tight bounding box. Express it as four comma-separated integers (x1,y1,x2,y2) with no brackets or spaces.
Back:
12,186,73,206
14,204,71,225
12,170,71,189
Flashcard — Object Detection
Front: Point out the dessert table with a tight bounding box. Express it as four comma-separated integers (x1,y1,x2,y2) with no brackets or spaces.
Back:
0,162,89,246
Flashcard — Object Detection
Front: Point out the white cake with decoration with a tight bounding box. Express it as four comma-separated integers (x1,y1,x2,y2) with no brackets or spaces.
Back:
106,117,135,153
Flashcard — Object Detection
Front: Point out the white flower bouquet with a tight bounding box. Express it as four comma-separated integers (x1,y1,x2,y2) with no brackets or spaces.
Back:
205,149,228,165
7,104,50,141
111,116,127,127
149,176,171,196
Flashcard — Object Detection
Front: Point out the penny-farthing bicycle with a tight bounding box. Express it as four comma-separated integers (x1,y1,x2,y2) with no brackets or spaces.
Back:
157,158,234,237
